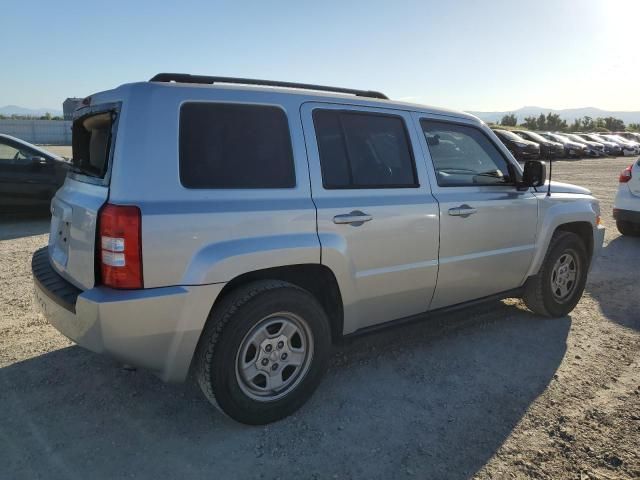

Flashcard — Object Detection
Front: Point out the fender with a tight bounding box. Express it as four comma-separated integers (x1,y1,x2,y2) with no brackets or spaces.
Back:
181,233,321,285
525,195,599,279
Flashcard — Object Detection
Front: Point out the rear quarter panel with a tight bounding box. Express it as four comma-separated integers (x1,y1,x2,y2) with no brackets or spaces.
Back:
107,84,319,288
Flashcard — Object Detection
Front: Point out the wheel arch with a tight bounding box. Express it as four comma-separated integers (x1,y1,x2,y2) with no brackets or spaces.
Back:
554,221,593,259
209,264,344,343
525,199,599,279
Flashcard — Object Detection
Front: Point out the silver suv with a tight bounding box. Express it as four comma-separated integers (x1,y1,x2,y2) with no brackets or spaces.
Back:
32,74,605,424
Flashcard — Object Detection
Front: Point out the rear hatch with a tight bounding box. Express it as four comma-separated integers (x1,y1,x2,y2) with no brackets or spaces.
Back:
48,102,120,290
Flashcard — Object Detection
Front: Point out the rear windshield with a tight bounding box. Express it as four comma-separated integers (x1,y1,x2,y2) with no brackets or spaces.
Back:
72,111,115,178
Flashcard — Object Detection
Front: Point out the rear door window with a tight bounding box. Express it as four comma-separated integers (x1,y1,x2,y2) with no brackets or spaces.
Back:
179,103,295,189
313,110,418,189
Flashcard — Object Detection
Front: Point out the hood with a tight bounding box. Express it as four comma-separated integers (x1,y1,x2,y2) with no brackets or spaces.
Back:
540,180,591,195
510,137,538,147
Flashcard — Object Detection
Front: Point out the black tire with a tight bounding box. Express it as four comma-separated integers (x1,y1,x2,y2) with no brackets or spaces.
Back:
616,220,640,237
194,280,331,425
522,231,589,317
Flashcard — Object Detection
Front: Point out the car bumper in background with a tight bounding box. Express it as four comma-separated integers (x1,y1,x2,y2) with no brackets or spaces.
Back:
567,148,585,157
32,247,224,382
614,185,640,214
516,149,540,160
613,208,640,224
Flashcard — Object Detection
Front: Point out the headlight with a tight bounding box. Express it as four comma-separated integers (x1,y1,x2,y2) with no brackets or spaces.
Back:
515,142,527,147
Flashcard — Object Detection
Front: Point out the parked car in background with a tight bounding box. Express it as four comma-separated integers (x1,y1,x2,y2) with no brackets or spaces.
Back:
614,131,640,143
601,134,639,156
32,73,604,425
0,134,70,211
614,158,640,236
538,132,586,158
513,130,564,159
492,129,540,160
562,133,605,157
577,133,622,156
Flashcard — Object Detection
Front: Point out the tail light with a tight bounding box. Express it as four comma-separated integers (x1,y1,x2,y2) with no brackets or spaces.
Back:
619,165,633,183
98,204,143,289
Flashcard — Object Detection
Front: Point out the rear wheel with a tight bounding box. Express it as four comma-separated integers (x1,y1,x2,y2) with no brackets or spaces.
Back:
616,220,640,237
195,280,331,425
522,231,589,317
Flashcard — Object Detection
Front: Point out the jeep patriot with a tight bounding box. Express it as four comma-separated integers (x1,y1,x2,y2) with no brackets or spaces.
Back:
32,74,605,424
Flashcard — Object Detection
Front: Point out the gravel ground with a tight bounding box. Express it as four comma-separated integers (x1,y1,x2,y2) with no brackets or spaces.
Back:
1,156,638,479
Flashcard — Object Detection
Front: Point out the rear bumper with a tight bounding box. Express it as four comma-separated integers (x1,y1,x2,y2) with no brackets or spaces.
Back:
614,186,640,219
32,247,224,382
613,208,640,223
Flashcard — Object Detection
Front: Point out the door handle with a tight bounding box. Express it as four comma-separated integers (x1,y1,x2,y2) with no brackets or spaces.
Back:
333,210,373,226
448,205,477,217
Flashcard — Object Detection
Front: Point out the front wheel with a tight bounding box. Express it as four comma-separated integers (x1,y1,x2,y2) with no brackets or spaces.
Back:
522,231,589,317
194,280,331,425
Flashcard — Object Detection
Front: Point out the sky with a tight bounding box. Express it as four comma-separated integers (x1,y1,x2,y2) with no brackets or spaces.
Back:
2,0,639,113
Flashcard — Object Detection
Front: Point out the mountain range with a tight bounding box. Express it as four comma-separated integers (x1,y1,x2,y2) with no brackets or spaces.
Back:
467,106,640,125
0,105,63,117
3,104,640,125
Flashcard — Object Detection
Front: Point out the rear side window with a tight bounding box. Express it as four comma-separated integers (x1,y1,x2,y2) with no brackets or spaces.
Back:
72,112,114,179
313,110,418,189
180,103,295,189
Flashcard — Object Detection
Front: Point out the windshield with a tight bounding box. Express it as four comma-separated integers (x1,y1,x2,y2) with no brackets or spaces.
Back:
551,134,570,143
565,134,585,143
519,131,547,143
495,130,525,142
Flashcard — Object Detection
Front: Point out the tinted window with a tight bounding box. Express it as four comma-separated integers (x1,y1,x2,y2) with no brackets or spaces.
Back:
421,120,513,187
313,110,417,189
180,103,295,189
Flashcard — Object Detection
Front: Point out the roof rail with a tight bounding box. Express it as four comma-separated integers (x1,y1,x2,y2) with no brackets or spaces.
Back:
149,73,388,100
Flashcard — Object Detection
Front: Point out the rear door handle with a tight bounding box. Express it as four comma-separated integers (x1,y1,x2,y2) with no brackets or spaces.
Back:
448,205,477,217
333,210,373,226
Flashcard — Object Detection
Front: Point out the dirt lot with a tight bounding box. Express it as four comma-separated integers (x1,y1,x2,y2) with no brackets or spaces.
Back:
1,156,638,479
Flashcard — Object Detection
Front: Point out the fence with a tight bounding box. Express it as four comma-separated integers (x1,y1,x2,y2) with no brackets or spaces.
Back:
0,119,72,145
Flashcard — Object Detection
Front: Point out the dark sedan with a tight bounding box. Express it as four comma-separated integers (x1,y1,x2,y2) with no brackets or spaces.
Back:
492,129,540,160
538,132,586,158
0,134,69,211
513,130,564,159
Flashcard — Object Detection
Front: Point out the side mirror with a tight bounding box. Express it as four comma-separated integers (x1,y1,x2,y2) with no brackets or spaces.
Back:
522,160,546,188
31,156,47,165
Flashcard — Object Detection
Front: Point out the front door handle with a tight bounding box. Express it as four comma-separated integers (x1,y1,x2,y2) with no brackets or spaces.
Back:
333,210,373,226
448,204,477,217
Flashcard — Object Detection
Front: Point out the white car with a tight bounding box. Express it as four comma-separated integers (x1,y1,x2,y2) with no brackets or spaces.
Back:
603,134,640,156
614,159,640,236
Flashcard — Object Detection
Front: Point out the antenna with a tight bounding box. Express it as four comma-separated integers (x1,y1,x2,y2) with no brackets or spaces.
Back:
546,155,552,197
